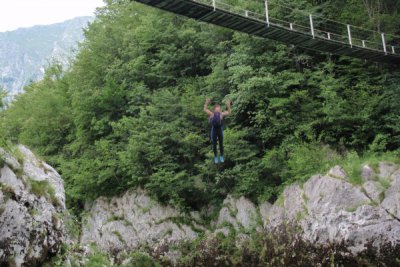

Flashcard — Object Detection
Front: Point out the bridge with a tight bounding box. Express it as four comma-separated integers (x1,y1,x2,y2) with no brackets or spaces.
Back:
132,0,400,64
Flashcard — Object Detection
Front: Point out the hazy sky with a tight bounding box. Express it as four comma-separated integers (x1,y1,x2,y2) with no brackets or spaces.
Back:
0,0,105,32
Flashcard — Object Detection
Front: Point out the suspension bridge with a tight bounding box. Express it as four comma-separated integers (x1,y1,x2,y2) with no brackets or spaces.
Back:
132,0,400,64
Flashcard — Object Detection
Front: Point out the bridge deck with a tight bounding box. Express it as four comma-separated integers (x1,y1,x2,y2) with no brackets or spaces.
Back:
133,0,400,64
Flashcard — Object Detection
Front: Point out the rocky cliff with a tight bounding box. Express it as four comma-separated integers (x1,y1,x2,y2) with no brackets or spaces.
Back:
1,145,400,266
81,189,199,262
0,145,66,267
79,163,400,265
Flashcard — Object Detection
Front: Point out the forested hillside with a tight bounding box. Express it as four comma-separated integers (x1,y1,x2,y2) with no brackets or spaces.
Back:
1,0,400,213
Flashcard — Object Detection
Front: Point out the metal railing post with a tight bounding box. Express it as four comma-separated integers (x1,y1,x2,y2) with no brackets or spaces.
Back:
382,33,387,54
309,14,315,38
347,25,352,47
265,0,270,26
212,0,216,11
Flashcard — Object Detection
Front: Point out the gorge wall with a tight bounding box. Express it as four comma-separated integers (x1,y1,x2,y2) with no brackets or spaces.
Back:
1,145,400,266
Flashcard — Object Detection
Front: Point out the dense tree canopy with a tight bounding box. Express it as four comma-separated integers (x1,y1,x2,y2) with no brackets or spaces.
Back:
1,0,400,211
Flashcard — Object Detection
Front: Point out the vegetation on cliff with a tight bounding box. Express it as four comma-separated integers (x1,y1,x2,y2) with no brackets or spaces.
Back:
1,0,400,212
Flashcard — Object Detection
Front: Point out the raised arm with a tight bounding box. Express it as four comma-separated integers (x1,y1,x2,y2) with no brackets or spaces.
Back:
203,98,213,116
222,99,231,116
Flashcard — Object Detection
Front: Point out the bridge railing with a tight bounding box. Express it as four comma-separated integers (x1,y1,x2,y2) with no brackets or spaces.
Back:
190,0,400,55
192,0,212,6
246,10,265,22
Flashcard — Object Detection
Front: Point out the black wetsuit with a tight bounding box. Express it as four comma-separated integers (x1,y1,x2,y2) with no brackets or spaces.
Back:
210,112,224,157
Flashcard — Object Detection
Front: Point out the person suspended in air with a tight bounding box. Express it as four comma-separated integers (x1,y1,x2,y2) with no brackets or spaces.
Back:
204,97,231,164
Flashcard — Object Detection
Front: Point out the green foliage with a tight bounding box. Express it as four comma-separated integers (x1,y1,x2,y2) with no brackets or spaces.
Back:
125,252,162,267
340,152,364,184
369,134,390,153
174,224,400,267
84,251,113,267
0,86,7,110
1,0,400,213
285,143,341,183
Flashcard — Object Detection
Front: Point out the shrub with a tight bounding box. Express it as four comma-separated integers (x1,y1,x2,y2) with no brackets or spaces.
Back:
29,179,60,206
175,224,400,267
85,251,113,267
125,252,162,267
286,143,341,183
0,182,15,201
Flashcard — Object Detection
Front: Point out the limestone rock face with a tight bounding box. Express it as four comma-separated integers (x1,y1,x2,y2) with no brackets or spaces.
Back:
0,145,65,267
215,195,259,231
80,163,400,261
80,190,199,260
266,165,400,253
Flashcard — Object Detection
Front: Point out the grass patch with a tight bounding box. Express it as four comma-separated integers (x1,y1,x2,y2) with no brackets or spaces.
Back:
123,219,133,227
378,178,392,190
0,156,4,168
140,205,152,214
11,146,25,165
28,179,60,206
106,214,134,227
336,152,363,185
84,246,113,267
228,206,238,218
0,206,5,216
28,207,40,216
345,201,371,213
335,151,400,185
302,192,309,203
127,252,162,267
346,206,359,213
379,191,386,203
0,182,15,201
107,214,125,222
295,211,307,222
157,216,204,233
14,167,23,178
112,230,125,244
164,228,173,238
275,194,285,207
282,143,400,187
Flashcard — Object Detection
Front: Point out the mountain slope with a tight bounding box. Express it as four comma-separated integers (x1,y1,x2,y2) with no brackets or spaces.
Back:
0,17,92,96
